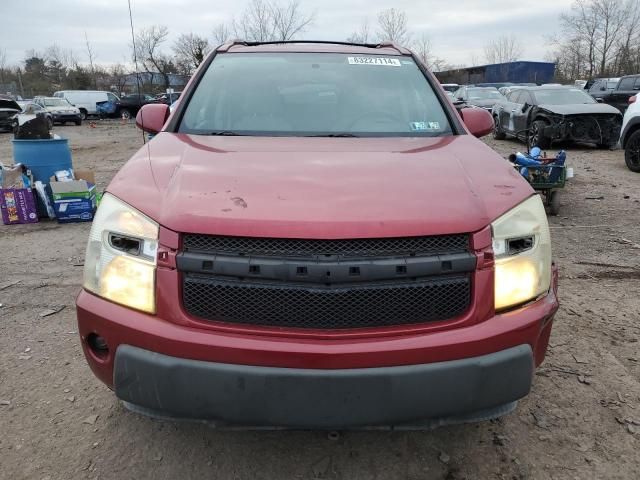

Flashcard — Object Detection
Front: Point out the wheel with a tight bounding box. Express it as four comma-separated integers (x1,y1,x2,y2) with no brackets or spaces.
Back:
549,191,560,216
79,109,87,121
75,119,82,126
529,120,552,150
493,115,506,140
624,129,640,172
120,109,132,120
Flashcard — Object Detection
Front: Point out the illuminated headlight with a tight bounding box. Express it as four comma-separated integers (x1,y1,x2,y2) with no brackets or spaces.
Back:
492,195,552,310
83,193,158,313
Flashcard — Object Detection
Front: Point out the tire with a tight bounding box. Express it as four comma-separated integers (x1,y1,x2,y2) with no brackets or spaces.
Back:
493,115,506,140
549,191,560,216
79,109,87,121
120,109,132,120
529,120,552,150
624,129,640,172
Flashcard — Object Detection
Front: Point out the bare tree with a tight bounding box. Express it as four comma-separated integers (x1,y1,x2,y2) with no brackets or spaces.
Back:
377,8,411,45
134,25,173,89
233,0,313,42
592,0,625,74
347,19,371,43
271,0,314,40
108,63,129,96
483,35,523,64
613,0,640,74
84,32,97,89
412,34,446,71
212,23,231,46
233,0,276,41
0,48,7,84
173,33,210,73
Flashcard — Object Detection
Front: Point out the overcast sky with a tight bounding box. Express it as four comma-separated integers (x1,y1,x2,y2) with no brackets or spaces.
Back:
3,0,575,68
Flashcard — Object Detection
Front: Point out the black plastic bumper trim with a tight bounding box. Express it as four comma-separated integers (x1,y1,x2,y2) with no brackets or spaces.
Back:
114,344,533,428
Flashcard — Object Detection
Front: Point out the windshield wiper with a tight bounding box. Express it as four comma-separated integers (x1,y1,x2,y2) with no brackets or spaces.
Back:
207,131,246,136
305,133,360,137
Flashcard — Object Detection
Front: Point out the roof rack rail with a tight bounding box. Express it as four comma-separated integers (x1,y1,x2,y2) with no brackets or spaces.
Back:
217,40,409,54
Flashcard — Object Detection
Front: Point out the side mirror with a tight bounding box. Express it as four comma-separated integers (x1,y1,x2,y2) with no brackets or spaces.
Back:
596,97,604,103
460,107,493,138
600,86,606,91
521,102,530,113
136,103,170,134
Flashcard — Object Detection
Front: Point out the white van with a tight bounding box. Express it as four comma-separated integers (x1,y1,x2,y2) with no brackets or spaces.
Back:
53,90,120,119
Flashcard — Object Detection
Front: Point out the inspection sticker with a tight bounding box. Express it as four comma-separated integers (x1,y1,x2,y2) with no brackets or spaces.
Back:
411,121,440,131
347,57,401,66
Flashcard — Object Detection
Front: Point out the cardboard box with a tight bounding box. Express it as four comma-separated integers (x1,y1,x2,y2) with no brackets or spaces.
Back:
49,170,96,223
0,188,39,225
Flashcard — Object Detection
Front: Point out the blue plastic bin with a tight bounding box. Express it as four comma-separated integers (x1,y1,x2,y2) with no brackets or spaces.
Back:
12,138,72,183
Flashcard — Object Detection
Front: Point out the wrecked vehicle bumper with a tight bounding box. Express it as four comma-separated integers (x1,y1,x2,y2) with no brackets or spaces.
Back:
542,114,622,146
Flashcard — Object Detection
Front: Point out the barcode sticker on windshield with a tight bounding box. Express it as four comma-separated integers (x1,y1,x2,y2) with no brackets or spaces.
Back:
348,57,401,66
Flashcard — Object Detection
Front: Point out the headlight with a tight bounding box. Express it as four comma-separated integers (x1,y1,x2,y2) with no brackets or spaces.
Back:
83,193,158,313
492,195,551,311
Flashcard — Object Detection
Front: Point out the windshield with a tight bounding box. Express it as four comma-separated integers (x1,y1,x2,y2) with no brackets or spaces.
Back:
467,89,503,100
534,88,596,105
179,52,452,136
43,98,71,107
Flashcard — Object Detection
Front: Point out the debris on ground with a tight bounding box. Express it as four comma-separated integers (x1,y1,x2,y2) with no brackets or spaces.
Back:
38,306,66,318
82,415,99,425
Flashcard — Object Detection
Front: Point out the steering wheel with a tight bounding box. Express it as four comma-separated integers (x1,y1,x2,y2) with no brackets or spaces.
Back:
345,110,406,131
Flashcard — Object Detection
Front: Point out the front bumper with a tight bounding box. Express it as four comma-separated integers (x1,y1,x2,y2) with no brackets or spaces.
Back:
115,343,533,428
52,113,81,122
76,266,558,426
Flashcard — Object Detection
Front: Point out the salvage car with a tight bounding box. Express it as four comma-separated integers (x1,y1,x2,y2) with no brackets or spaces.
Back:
77,40,558,429
0,97,21,132
12,102,54,131
492,86,622,149
454,86,506,111
618,92,640,172
33,96,82,125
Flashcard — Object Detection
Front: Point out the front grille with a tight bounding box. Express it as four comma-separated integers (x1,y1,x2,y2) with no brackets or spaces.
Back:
182,234,470,258
183,274,471,329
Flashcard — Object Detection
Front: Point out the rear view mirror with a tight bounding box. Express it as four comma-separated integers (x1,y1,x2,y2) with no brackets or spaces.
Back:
136,103,170,134
459,107,493,138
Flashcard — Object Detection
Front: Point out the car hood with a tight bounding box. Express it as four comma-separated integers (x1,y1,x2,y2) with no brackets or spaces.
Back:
107,134,533,238
538,103,621,116
0,99,21,111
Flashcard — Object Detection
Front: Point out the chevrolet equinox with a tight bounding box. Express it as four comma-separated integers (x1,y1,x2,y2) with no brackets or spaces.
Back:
76,41,559,428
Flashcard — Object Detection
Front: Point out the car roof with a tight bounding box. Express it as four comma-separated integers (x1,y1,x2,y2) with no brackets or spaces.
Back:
509,85,576,91
220,40,408,56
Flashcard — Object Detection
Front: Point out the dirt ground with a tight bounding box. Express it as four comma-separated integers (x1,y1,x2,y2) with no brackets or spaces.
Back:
0,121,639,480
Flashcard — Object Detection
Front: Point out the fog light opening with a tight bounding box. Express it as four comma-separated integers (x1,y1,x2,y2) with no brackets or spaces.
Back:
87,333,109,360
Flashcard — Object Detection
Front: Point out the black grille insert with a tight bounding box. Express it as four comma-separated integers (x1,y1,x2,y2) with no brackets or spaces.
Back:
183,274,471,329
182,234,469,258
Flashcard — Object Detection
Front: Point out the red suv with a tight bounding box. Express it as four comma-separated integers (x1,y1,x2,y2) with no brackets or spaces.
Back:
77,41,558,428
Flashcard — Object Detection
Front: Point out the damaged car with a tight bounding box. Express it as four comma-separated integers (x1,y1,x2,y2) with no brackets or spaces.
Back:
0,96,21,132
492,86,622,149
